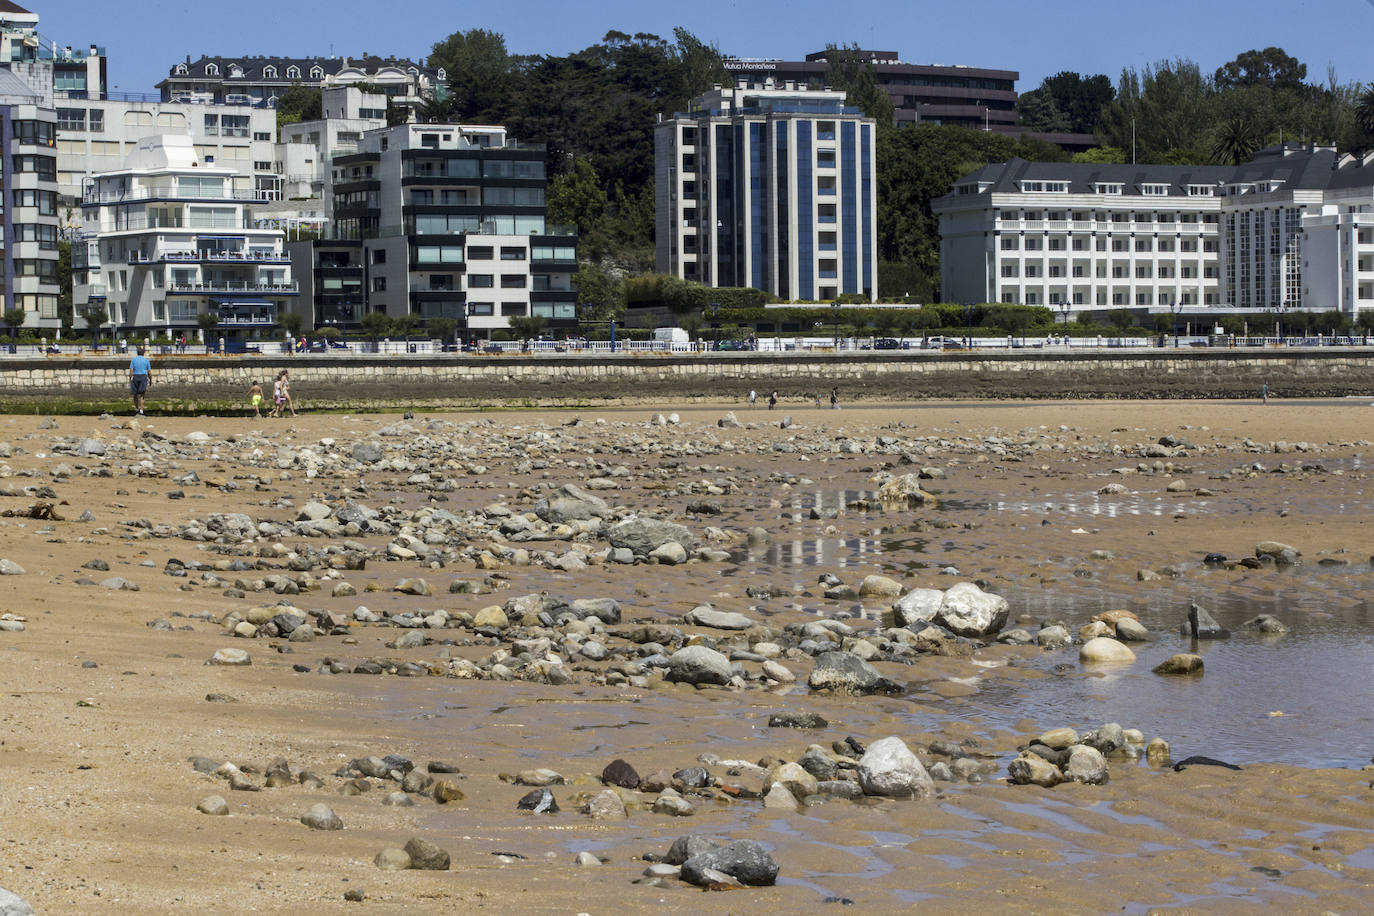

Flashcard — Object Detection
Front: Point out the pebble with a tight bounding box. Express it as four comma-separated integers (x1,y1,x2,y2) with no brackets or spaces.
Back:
208,648,251,666
196,795,229,816
300,803,344,830
402,836,450,870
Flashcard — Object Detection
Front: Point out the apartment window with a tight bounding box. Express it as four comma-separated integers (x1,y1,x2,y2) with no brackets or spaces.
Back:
1095,183,1123,195
1024,237,1042,251
500,275,527,288
1024,291,1039,304
410,189,434,206
254,131,272,141
1187,185,1215,197
1048,265,1064,278
372,249,386,264
500,246,527,260
57,108,85,131
372,276,386,292
1071,238,1088,251
222,115,249,138
253,161,272,171
1181,265,1196,279
817,150,836,168
1111,239,1128,252
1140,183,1169,196
1157,265,1174,278
1024,264,1040,278
1095,238,1106,252
1136,292,1152,305
818,203,837,223
1047,238,1065,251
1000,237,1019,250
1112,266,1127,279
1203,240,1218,252
468,246,493,260
1135,265,1152,278
1135,238,1152,252
501,303,528,316
467,274,494,288
817,121,836,141
1180,239,1198,252
1072,265,1087,278
1157,238,1175,252
467,302,493,316
203,113,218,136
817,176,836,195
1000,264,1019,278
11,155,56,180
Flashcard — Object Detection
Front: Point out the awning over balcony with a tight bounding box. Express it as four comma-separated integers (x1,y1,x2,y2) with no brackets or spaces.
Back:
213,297,272,308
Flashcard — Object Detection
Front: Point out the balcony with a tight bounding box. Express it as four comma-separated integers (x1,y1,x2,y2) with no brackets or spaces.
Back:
83,187,268,205
130,249,291,265
169,280,298,295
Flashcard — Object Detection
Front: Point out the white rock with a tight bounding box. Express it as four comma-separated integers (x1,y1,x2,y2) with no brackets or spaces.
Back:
857,736,935,798
1079,637,1136,664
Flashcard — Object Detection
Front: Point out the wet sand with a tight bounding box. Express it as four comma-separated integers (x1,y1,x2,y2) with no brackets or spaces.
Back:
2,399,1374,913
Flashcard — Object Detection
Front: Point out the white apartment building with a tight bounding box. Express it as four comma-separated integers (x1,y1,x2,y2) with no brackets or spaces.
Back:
275,86,388,199
55,99,278,204
656,81,878,302
73,135,296,340
936,144,1374,318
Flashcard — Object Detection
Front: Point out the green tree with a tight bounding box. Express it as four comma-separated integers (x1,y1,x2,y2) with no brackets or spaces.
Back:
1211,117,1261,165
822,44,895,127
390,313,419,338
1017,88,1071,132
1039,71,1116,134
82,304,107,347
1357,84,1374,134
427,315,458,346
195,310,220,340
1105,308,1135,331
1072,146,1127,164
546,157,607,245
507,315,547,345
571,261,624,325
428,28,513,121
1215,48,1307,92
279,311,304,338
359,310,391,345
56,238,73,332
276,84,321,128
2,307,24,347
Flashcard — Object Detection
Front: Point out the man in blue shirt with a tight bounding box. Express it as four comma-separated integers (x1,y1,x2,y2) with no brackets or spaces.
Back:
128,346,151,416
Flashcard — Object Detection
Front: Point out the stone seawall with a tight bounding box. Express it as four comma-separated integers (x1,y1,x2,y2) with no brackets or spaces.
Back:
1,349,1370,409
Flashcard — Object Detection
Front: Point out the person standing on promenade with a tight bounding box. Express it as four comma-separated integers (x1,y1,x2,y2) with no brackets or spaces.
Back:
128,346,151,416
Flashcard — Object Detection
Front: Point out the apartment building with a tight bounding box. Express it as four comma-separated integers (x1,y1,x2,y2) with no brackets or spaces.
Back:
655,82,878,302
55,99,278,203
158,55,443,117
275,86,388,200
289,122,576,336
0,66,59,329
72,135,295,340
934,144,1374,317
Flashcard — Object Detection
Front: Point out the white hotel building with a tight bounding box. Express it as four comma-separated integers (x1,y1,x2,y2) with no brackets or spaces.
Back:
935,144,1374,318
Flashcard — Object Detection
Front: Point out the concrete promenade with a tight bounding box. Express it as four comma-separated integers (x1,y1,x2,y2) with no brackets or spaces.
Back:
0,347,1368,410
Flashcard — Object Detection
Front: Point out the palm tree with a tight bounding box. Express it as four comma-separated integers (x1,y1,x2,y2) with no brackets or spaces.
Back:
1211,118,1260,165
1357,84,1374,135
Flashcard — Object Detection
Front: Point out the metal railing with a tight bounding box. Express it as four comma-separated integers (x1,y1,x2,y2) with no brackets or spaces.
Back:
168,280,298,294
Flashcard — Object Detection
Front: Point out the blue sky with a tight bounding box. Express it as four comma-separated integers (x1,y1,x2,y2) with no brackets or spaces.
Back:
35,0,1374,98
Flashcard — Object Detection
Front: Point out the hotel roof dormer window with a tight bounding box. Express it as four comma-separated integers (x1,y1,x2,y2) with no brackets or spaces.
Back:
263,66,277,79
310,66,324,79
1139,183,1169,196
1095,182,1123,195
1186,184,1215,197
205,63,219,76
174,63,188,75
1019,180,1069,193
229,65,243,78
287,66,301,79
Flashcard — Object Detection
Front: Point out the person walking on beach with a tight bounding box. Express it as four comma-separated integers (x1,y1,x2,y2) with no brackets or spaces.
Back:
768,389,777,410
748,389,757,408
247,380,263,418
830,386,838,409
279,369,298,417
270,373,284,418
1262,382,1269,405
128,346,151,416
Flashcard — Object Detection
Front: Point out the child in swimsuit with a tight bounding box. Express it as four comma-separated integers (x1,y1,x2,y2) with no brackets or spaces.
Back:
248,380,263,418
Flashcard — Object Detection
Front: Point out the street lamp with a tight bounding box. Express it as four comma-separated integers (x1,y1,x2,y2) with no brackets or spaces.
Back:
710,301,720,352
831,300,842,351
964,302,974,348
1058,303,1069,329
1169,302,1181,348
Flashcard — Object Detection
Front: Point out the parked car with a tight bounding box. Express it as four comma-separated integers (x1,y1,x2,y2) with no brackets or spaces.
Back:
921,336,963,350
716,339,750,351
872,337,906,350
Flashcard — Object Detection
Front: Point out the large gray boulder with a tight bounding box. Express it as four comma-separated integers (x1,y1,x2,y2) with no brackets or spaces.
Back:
856,736,935,798
934,582,1009,637
664,645,733,686
680,840,779,886
807,651,900,695
1063,745,1109,785
351,442,384,464
534,484,610,524
607,516,695,555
